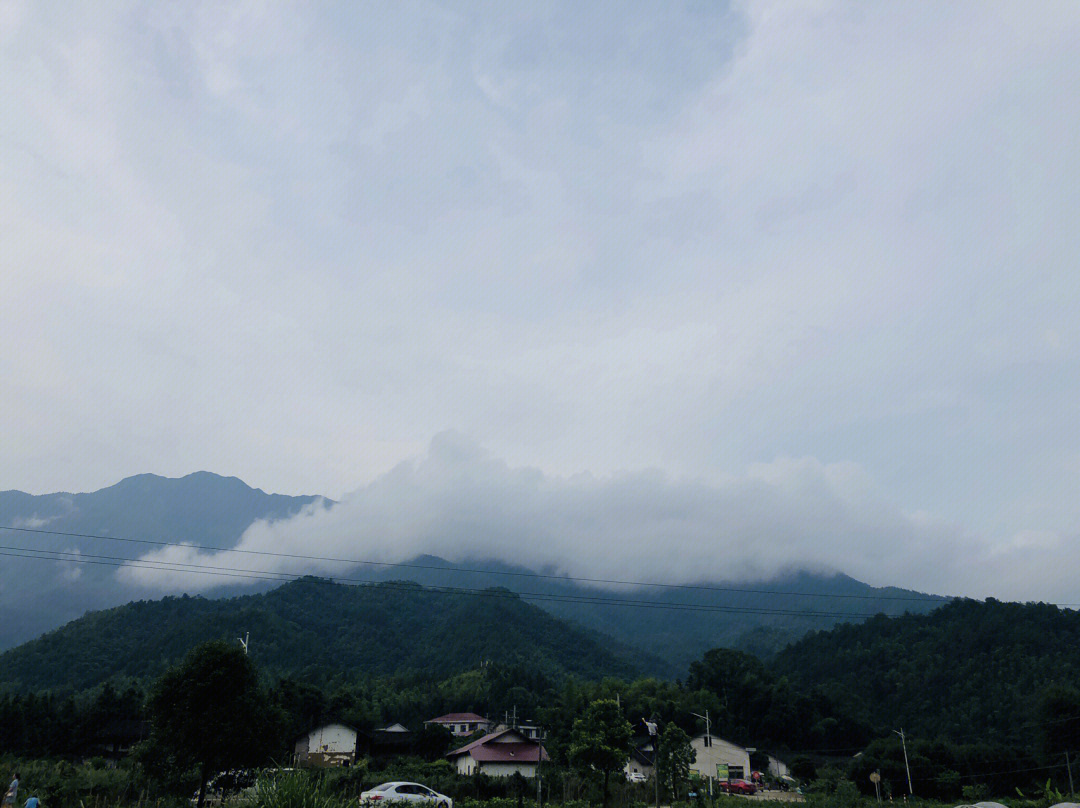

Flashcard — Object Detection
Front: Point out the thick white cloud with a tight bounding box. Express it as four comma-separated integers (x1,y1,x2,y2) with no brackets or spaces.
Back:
118,433,1079,604
6,1,1080,601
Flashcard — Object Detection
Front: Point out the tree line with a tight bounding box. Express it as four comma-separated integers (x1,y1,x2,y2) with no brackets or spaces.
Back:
3,639,1078,803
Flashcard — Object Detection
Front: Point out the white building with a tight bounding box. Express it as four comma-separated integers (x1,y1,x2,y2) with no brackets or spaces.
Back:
623,742,656,780
425,712,494,737
689,734,751,782
447,728,548,778
767,754,790,779
294,723,358,767
492,721,543,741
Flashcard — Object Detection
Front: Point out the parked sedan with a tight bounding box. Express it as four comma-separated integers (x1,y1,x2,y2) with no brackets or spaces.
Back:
718,780,757,796
360,782,453,808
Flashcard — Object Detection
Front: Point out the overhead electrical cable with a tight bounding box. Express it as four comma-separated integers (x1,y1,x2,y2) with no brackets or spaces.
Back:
0,545,906,619
0,525,953,603
918,754,1080,783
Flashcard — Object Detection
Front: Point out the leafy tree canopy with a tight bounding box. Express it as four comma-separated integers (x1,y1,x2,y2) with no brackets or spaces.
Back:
569,699,633,808
144,641,276,806
657,723,694,800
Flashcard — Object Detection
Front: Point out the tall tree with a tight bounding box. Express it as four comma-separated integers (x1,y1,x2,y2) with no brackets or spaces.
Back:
657,724,694,801
569,699,633,808
1036,683,1080,789
145,641,275,807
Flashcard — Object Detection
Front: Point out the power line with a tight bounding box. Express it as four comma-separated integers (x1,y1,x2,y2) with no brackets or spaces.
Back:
917,753,1080,783
770,712,1080,757
0,545,902,619
929,711,1080,745
0,525,954,604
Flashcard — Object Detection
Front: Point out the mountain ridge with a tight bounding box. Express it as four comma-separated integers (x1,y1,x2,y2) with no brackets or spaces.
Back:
1,471,945,669
0,472,321,648
769,596,1080,744
0,576,645,692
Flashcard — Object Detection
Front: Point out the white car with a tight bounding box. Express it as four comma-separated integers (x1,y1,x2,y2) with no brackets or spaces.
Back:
360,782,453,808
626,772,647,784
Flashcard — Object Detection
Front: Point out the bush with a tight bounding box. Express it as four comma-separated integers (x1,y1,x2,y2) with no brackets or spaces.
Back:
253,771,346,808
832,780,862,808
962,784,989,802
0,756,145,808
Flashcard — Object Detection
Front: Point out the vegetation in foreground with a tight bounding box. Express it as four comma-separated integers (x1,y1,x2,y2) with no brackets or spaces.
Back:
1,760,1077,808
3,595,1080,808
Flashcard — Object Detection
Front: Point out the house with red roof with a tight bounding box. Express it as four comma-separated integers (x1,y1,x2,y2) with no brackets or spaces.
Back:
424,712,493,737
446,727,549,777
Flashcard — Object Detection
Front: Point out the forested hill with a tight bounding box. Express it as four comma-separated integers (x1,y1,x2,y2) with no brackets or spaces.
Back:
1,471,945,669
363,559,945,673
769,598,1080,743
0,577,644,692
0,472,321,649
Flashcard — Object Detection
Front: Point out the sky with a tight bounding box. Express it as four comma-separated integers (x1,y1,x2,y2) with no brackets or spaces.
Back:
4,1,1080,602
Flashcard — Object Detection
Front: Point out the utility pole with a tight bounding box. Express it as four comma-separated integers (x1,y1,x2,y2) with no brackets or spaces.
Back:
1066,750,1075,796
893,729,913,797
536,725,543,808
692,711,713,798
645,719,659,808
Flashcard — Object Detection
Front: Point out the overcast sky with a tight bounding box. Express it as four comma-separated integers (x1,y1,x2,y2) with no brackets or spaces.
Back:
5,1,1080,601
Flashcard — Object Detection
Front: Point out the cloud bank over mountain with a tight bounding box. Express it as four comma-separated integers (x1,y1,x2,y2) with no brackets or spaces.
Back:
6,1,1080,607
119,433,1077,604
4,1,1080,563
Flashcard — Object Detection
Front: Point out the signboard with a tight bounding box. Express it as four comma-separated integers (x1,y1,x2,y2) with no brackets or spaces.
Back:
717,764,729,781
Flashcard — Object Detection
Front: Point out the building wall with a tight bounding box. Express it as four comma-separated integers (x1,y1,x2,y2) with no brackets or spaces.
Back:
767,756,790,778
298,724,357,767
453,756,474,776
308,724,357,755
624,742,656,779
452,752,542,778
480,761,539,778
435,720,492,737
689,736,751,782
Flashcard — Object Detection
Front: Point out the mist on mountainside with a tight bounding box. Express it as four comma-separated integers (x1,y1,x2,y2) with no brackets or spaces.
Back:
1,462,941,660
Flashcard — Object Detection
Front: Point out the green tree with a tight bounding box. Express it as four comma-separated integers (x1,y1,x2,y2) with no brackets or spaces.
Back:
1036,684,1080,761
657,724,694,800
144,641,276,807
833,779,863,808
569,699,633,808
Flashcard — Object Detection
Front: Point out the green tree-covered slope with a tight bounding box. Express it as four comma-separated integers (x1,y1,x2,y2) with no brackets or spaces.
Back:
769,598,1080,744
0,577,643,692
0,472,321,649
1,472,945,669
